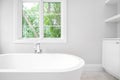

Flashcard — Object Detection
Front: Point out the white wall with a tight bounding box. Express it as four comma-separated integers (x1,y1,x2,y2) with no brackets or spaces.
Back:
0,0,107,64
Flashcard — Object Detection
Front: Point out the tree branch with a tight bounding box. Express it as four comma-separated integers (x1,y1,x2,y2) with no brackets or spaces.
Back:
23,12,39,37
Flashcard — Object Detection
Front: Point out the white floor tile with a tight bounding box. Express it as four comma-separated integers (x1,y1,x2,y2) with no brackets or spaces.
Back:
81,71,118,80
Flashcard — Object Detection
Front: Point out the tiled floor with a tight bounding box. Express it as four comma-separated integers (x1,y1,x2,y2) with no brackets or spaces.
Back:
81,71,118,80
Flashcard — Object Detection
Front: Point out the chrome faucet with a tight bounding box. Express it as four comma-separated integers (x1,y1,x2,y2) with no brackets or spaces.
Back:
34,43,42,54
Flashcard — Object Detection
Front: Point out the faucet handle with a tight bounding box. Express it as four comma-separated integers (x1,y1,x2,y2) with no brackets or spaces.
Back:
36,43,40,47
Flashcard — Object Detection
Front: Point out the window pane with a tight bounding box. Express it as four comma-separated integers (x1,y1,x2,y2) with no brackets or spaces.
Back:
22,2,39,38
44,2,61,38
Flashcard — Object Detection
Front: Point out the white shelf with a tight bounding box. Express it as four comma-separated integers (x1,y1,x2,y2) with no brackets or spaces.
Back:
105,14,120,23
105,0,117,5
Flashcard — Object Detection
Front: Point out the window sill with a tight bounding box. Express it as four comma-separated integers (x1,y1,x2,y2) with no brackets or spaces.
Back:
13,38,67,44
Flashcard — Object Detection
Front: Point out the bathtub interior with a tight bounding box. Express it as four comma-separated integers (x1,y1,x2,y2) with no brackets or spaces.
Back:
0,53,85,72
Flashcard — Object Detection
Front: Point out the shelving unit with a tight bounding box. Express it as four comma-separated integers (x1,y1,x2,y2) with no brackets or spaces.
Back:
105,14,120,23
105,0,117,5
105,0,119,38
103,1,120,79
105,0,119,23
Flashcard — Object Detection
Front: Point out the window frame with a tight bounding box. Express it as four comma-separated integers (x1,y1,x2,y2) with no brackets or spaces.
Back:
13,0,67,43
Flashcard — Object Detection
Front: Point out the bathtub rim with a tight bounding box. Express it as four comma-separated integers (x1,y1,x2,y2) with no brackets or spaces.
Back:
0,53,85,72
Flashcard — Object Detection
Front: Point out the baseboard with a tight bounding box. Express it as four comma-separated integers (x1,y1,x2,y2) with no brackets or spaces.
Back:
83,64,103,71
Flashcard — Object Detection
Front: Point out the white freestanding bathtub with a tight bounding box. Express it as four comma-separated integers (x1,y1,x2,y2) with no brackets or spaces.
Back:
0,53,85,80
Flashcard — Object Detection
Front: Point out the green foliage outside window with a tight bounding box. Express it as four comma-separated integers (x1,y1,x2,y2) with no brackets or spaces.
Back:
22,2,61,38
22,3,39,38
44,2,61,38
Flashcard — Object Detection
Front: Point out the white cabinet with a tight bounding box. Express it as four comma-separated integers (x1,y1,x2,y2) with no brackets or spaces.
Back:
103,39,120,79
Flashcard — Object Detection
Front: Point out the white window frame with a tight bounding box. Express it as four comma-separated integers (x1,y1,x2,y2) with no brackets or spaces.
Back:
13,0,67,43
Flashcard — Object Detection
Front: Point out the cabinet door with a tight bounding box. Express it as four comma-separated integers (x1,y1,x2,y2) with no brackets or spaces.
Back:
103,40,120,77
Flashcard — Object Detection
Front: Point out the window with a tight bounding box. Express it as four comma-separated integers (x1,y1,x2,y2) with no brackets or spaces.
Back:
13,0,67,43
